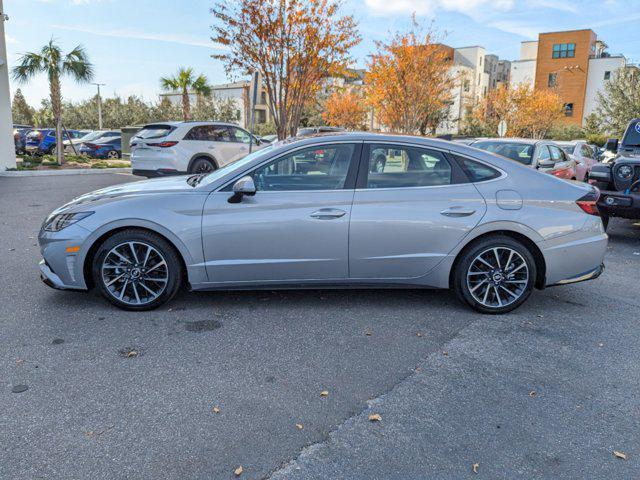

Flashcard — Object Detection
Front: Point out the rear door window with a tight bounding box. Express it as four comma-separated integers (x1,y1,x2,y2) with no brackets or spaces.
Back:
229,127,252,144
184,125,232,142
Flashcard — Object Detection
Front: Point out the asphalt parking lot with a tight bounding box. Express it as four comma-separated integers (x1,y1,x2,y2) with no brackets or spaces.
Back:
1,172,639,480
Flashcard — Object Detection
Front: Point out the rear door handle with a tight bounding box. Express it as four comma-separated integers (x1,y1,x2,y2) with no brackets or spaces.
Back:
310,208,347,220
440,207,476,217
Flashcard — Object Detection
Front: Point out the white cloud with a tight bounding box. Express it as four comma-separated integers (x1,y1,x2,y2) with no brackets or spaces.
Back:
50,24,227,50
5,35,19,45
487,20,541,39
363,0,514,16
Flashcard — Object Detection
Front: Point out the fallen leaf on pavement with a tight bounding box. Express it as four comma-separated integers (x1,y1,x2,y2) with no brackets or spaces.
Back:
365,331,372,336
296,423,303,430
320,390,329,397
368,413,382,422
529,390,537,397
614,451,627,460
127,350,138,358
234,466,243,476
442,351,449,356
416,332,423,337
472,463,479,474
212,407,221,414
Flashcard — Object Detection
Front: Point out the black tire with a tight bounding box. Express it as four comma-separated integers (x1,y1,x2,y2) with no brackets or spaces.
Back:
453,235,537,314
189,157,216,174
92,229,183,311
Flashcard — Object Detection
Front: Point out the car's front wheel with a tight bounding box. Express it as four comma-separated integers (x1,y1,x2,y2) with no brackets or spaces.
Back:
92,229,183,311
453,235,536,314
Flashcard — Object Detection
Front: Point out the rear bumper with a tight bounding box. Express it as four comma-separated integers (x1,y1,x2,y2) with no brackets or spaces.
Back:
548,263,604,287
597,190,640,219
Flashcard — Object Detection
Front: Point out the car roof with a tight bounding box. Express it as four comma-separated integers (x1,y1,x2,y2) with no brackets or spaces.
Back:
142,121,243,128
472,137,547,146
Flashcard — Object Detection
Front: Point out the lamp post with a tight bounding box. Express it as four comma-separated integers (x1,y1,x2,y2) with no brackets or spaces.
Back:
0,0,16,170
91,82,105,129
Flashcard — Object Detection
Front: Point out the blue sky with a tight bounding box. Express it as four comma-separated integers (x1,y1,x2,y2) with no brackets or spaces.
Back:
5,0,640,106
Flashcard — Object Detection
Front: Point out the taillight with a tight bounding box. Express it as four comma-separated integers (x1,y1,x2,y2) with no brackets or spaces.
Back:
576,189,600,216
148,141,178,148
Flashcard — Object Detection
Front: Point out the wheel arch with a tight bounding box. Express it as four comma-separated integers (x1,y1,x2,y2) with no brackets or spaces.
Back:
81,222,192,289
187,153,219,173
449,229,546,290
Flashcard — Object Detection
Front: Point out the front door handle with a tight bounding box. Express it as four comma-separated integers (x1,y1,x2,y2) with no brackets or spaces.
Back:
310,208,346,220
440,206,476,217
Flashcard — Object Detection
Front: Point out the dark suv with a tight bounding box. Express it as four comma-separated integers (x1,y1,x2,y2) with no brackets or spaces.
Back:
589,119,640,229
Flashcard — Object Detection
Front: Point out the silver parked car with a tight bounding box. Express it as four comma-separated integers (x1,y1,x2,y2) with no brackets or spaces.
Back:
39,133,607,314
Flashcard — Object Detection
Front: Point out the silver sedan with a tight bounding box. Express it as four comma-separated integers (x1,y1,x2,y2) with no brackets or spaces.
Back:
38,133,607,314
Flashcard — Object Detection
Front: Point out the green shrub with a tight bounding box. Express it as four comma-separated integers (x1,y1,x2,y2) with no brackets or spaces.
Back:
91,161,109,169
548,124,585,141
585,134,607,147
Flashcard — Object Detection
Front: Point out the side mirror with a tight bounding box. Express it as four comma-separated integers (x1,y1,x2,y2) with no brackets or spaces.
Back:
537,159,555,169
229,175,256,203
605,138,619,152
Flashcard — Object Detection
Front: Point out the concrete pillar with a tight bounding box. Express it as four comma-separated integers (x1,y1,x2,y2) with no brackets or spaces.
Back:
0,0,16,170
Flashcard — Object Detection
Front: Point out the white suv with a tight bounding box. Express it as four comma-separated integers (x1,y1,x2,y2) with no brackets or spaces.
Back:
130,121,266,177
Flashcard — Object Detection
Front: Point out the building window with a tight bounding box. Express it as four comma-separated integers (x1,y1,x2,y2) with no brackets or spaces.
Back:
604,71,611,80
552,43,576,59
564,103,574,117
548,73,557,87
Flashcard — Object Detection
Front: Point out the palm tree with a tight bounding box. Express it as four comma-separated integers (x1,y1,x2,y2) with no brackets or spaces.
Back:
160,68,210,121
12,39,94,164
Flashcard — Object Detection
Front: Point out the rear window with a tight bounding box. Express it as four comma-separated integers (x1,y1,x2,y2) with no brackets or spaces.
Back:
559,145,574,155
473,141,534,166
456,156,501,182
135,125,174,140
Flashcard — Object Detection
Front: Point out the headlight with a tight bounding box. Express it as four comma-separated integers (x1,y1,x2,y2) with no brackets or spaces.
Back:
43,212,94,232
617,165,633,180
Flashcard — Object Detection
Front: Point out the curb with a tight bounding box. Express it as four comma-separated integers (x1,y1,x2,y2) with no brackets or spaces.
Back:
0,168,132,177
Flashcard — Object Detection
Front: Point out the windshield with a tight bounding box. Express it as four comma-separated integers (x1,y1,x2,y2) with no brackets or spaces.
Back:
473,141,534,165
197,145,276,187
79,131,103,142
622,121,640,147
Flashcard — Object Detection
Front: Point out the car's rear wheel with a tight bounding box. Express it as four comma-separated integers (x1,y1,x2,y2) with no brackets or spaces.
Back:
107,150,120,159
92,229,183,311
453,235,536,314
189,157,216,174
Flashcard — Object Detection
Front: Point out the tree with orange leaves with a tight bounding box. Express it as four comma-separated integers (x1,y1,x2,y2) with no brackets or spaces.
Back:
467,84,564,138
211,0,360,140
323,89,367,130
365,20,454,135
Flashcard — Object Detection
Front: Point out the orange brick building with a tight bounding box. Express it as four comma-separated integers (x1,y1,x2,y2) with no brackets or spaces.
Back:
534,29,597,125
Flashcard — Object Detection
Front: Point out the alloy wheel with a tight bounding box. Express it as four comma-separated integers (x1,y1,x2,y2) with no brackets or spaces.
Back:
466,246,529,309
107,150,119,159
194,160,214,174
101,241,169,306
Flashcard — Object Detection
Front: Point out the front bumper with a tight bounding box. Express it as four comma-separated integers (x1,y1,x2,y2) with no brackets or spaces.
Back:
39,259,85,291
598,190,640,219
38,223,92,290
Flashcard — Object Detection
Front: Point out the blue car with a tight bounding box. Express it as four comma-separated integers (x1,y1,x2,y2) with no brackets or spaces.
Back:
25,128,84,155
79,137,122,159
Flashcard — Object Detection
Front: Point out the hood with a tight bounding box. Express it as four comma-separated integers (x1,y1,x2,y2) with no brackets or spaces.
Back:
59,175,196,211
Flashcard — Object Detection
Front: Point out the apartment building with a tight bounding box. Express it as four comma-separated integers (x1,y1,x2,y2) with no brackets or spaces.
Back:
510,29,628,126
160,79,272,128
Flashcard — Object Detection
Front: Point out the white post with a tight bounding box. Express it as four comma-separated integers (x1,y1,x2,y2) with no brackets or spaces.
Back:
92,82,105,130
0,0,16,170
